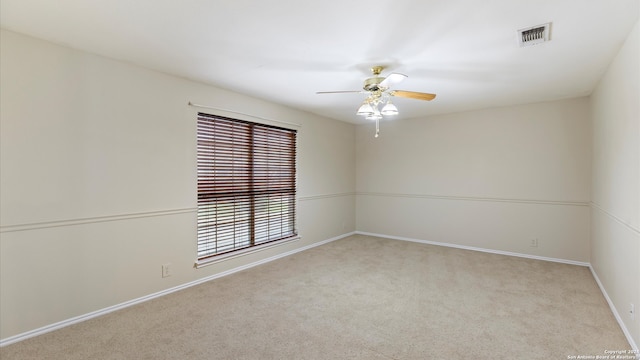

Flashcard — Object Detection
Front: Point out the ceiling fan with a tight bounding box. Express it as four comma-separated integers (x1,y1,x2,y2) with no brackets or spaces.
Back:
317,66,436,137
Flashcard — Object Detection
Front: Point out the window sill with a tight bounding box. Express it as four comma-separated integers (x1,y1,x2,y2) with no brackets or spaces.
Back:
194,235,301,269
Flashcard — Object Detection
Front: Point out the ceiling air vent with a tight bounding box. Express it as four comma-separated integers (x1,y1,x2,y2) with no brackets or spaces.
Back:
517,23,551,47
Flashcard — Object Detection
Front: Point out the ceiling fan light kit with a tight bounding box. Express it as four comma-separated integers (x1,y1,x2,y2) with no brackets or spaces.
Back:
317,66,436,138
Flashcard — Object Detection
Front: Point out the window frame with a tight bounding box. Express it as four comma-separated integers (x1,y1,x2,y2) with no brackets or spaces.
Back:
195,112,298,267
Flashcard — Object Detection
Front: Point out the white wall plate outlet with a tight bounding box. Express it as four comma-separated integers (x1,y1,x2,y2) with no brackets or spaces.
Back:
162,263,172,278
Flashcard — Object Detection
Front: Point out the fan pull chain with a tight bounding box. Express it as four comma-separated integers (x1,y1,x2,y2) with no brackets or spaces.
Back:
375,118,379,138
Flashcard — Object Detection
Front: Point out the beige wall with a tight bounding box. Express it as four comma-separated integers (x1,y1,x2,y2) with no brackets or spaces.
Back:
356,98,592,262
0,29,356,340
590,20,639,347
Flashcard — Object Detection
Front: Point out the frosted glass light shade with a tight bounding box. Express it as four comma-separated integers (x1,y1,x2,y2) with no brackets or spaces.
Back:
356,102,374,115
381,102,398,115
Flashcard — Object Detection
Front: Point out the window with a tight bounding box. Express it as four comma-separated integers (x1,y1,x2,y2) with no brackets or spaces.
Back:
197,113,297,261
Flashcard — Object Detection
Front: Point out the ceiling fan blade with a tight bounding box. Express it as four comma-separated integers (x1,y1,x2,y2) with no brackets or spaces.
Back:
316,90,362,94
390,90,436,101
379,73,407,89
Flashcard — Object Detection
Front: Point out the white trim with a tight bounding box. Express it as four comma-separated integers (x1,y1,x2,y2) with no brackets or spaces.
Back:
0,231,354,347
298,192,355,201
589,265,639,355
356,192,589,207
591,202,640,236
0,208,197,233
195,235,301,268
355,231,590,267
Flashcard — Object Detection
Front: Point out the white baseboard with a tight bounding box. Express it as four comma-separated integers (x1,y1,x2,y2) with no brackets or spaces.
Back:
356,231,638,353
355,231,590,266
589,265,639,355
0,231,355,347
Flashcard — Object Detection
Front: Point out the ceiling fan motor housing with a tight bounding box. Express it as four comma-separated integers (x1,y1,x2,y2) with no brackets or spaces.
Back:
363,76,384,92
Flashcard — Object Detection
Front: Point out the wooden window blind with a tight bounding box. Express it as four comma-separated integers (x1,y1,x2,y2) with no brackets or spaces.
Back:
197,113,297,260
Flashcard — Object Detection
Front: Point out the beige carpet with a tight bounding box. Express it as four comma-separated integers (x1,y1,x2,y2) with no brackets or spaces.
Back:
1,235,631,359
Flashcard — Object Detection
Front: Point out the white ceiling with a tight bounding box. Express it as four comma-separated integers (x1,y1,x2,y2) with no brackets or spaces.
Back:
1,0,638,124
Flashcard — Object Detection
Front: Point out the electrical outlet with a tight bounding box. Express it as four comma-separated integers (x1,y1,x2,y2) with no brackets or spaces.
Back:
529,238,538,247
631,303,635,321
162,263,172,278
